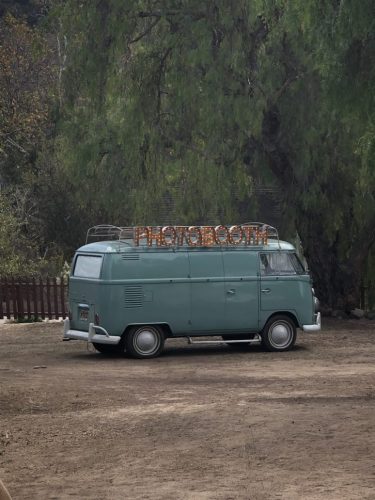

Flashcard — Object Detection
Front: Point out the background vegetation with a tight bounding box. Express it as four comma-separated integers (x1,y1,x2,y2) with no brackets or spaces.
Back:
0,0,374,311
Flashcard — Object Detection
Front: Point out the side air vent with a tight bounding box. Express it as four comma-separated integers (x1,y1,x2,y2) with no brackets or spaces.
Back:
121,253,140,260
124,286,143,308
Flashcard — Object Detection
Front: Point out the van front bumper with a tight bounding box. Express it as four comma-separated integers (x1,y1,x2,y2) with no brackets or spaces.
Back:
302,312,321,332
63,319,121,345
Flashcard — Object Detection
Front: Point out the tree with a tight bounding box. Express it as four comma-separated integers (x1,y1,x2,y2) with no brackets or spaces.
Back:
0,12,55,184
255,1,375,309
0,192,38,275
52,0,375,309
0,5,71,272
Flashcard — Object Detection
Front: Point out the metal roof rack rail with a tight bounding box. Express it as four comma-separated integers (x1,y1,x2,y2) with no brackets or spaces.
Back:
85,222,280,247
240,222,280,246
86,225,135,244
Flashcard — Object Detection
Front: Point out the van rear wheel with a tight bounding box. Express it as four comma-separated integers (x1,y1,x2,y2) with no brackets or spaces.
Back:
261,315,296,352
125,325,164,359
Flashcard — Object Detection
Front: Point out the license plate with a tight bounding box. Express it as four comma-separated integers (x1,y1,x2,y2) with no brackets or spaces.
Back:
79,309,89,321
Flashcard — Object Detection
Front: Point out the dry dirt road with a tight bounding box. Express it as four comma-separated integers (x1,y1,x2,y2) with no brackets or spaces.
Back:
0,320,374,500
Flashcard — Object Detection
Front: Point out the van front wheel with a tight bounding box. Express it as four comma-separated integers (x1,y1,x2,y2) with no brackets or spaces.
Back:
261,316,296,352
125,325,165,359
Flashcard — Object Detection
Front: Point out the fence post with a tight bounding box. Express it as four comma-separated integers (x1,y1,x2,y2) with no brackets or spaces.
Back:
46,277,52,319
16,277,24,320
25,278,31,320
60,276,66,319
53,277,59,319
39,277,45,320
4,277,10,319
11,277,18,319
0,278,3,319
32,277,38,319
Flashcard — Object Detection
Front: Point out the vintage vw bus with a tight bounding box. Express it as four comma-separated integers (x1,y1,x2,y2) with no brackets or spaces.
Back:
63,224,321,358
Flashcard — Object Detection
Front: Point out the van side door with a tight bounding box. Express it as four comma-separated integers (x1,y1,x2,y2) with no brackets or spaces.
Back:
223,250,259,331
189,249,225,333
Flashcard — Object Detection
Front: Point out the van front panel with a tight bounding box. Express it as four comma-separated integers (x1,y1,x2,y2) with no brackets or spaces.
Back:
259,251,313,326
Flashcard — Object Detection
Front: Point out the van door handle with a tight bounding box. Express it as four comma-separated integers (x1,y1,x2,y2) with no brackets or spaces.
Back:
227,289,236,295
261,288,271,294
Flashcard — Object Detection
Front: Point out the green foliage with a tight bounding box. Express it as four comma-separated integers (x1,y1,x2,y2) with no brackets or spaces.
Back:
47,0,375,307
0,189,67,277
0,12,55,185
0,193,38,276
272,0,375,306
14,315,42,323
1,0,375,307
52,0,262,226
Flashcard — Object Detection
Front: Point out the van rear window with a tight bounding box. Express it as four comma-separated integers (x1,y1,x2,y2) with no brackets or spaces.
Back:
74,255,103,278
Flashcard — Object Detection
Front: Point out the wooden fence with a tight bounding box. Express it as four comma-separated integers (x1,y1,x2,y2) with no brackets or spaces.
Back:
0,277,68,320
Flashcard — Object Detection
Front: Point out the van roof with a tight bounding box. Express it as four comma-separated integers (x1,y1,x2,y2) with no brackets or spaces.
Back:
77,239,296,253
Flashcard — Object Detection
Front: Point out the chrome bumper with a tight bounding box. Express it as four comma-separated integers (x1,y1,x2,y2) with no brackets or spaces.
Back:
302,312,321,332
63,319,121,345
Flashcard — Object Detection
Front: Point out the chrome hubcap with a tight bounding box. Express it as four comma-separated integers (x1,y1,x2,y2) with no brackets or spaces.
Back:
269,322,293,348
134,328,160,354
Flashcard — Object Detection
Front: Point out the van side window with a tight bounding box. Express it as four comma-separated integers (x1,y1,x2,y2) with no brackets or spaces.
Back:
260,252,296,276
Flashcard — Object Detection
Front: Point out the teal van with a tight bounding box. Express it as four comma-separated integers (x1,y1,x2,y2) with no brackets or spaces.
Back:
63,224,321,358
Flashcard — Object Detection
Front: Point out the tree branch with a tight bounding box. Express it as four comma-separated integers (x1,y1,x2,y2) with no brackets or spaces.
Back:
138,11,179,18
156,47,172,121
130,17,161,44
138,10,205,21
272,74,300,103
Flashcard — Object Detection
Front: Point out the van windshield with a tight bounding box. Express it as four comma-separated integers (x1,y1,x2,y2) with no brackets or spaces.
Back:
290,253,306,274
260,252,305,276
74,255,103,278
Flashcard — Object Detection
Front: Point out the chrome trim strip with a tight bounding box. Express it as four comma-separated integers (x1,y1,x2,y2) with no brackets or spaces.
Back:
187,334,261,345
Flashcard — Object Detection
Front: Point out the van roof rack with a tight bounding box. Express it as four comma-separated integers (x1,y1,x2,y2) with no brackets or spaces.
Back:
86,223,280,248
240,222,280,245
86,225,134,244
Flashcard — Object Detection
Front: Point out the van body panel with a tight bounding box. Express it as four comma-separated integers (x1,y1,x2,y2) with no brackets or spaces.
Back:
222,251,259,331
189,250,225,332
69,278,101,332
105,250,191,334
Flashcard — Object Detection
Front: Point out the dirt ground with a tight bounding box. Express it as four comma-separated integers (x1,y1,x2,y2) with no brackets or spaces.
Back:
0,320,374,500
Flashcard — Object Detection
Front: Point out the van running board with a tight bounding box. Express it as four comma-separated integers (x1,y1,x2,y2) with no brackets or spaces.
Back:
187,335,261,345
